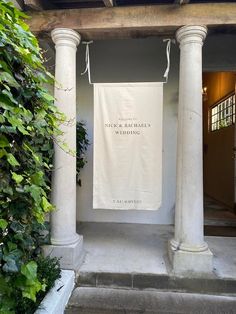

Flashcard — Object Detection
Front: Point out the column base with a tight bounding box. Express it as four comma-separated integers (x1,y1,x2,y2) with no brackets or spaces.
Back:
168,241,213,276
42,235,84,270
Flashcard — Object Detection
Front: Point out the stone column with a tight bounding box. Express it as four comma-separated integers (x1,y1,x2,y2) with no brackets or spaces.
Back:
169,25,213,275
43,28,83,270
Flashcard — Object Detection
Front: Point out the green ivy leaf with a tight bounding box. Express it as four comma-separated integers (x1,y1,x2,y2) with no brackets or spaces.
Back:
0,274,13,295
7,242,17,251
0,135,9,147
0,71,20,89
7,154,20,167
10,221,24,233
0,149,7,158
5,114,29,135
41,196,53,212
20,261,44,300
2,259,19,273
1,89,17,105
26,184,42,204
39,91,54,102
0,277,15,313
11,172,24,184
22,281,42,302
6,115,21,127
17,124,30,135
0,60,12,73
0,218,8,229
21,261,37,282
31,171,44,186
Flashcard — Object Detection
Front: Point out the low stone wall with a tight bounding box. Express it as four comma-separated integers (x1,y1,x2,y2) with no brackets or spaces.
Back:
35,270,75,314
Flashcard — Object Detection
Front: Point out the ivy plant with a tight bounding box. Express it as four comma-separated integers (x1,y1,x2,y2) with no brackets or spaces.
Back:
76,121,89,185
0,1,62,313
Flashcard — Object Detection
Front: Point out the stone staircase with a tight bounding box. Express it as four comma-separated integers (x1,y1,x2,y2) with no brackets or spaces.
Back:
65,271,236,314
65,223,236,313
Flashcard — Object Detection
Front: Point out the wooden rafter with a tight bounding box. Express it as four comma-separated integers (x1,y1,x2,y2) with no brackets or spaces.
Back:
175,0,190,4
103,0,113,7
24,0,44,10
27,3,236,40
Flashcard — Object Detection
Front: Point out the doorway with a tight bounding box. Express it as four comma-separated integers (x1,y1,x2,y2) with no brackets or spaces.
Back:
203,72,236,236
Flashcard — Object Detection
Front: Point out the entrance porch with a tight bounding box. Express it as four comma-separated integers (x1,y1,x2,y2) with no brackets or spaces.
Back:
64,222,236,313
26,3,236,277
41,24,213,276
78,222,236,282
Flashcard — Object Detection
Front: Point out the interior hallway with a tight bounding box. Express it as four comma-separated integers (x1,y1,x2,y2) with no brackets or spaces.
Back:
204,196,236,236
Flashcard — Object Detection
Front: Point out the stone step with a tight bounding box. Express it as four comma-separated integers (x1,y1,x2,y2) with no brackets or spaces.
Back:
65,287,236,314
77,271,236,295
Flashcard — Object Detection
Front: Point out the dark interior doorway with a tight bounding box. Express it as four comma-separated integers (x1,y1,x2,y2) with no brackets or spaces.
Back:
203,72,236,236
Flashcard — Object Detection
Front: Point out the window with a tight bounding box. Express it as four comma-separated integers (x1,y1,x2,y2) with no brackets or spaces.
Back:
210,93,235,132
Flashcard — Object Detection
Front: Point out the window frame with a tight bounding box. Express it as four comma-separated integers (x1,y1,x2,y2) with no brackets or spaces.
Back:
209,91,235,132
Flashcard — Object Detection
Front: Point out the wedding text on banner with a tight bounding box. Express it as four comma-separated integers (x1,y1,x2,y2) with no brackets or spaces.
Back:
93,83,163,210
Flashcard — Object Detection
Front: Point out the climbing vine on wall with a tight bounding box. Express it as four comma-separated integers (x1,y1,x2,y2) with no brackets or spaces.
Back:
0,1,62,313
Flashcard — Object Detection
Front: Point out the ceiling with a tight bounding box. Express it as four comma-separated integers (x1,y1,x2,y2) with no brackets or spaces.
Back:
24,0,236,10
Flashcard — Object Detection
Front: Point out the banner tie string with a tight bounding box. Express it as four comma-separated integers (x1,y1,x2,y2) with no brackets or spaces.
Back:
81,41,93,84
81,39,174,84
163,38,174,83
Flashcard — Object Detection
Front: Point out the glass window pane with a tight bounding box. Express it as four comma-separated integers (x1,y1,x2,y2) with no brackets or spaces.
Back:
210,93,235,131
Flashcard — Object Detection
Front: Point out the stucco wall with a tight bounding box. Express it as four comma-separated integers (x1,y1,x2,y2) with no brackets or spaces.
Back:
203,35,236,72
76,38,179,224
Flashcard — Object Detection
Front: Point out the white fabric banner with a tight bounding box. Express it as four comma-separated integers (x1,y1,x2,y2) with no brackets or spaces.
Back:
93,83,163,210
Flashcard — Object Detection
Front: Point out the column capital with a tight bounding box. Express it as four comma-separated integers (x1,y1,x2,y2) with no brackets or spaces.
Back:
51,28,81,48
176,25,207,46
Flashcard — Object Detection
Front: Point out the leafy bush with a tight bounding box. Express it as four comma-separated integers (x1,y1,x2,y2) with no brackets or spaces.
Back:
76,121,89,185
0,1,62,313
15,257,61,314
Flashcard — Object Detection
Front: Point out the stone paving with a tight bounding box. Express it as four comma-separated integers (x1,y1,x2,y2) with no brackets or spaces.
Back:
77,222,236,280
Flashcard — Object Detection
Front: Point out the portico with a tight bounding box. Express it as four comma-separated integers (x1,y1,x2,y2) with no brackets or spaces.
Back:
25,2,236,277
40,22,213,275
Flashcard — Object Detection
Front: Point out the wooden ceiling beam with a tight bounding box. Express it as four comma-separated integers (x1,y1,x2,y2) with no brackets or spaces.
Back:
27,3,236,40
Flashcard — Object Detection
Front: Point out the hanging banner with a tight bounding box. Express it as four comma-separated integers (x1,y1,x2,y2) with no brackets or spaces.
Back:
93,83,163,210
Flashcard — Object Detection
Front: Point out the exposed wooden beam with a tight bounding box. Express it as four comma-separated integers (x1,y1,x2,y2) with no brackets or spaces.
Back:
24,0,44,10
174,0,190,4
103,0,113,7
27,3,236,40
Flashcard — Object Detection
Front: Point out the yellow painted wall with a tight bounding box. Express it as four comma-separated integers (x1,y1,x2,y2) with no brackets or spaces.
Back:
203,72,235,209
